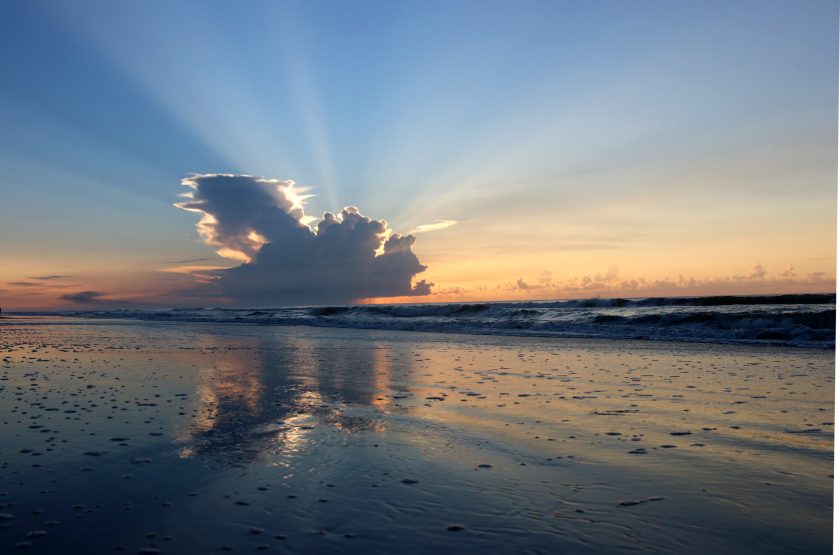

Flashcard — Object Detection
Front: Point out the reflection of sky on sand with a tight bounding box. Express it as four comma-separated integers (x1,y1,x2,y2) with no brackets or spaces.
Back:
173,326,833,498
0,321,833,554
399,343,834,483
174,332,396,466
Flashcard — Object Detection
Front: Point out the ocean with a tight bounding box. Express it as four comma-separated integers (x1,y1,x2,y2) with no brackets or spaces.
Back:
21,293,836,348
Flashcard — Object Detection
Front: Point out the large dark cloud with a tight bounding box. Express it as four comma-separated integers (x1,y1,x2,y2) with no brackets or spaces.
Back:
176,174,431,306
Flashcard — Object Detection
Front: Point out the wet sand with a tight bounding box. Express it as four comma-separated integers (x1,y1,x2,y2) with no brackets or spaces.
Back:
0,317,833,554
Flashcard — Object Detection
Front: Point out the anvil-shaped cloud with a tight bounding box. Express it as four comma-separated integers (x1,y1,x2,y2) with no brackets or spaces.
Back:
176,174,431,306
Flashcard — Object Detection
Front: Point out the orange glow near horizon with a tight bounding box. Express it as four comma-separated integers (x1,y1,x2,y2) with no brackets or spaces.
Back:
0,252,836,310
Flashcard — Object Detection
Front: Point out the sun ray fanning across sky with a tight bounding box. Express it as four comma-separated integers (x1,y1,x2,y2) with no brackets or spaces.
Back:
0,0,835,309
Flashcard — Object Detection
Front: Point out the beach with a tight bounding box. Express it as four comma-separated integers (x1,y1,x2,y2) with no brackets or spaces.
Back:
0,317,833,554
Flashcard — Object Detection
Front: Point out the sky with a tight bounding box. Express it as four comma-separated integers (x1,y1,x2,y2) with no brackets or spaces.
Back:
0,0,837,309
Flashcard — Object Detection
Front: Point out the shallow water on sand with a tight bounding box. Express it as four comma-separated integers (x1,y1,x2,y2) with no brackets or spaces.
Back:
0,318,833,554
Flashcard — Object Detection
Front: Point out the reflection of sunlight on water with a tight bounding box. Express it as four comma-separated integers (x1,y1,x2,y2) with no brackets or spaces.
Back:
172,340,346,465
176,357,265,445
327,407,388,433
371,346,392,411
171,332,411,465
267,391,324,461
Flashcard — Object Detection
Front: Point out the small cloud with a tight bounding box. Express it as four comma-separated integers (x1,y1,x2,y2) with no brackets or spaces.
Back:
749,263,767,279
60,291,107,304
29,275,70,280
8,281,44,287
409,220,458,234
779,265,797,278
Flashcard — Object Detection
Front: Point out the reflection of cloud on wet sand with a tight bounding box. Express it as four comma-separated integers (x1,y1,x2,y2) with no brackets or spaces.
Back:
176,333,395,466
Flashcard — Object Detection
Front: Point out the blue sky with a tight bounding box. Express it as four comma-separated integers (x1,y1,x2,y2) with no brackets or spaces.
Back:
0,0,836,307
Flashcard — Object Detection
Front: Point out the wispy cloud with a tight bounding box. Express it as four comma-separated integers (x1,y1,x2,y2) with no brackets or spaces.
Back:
409,220,458,234
29,275,71,280
9,279,78,290
163,257,213,265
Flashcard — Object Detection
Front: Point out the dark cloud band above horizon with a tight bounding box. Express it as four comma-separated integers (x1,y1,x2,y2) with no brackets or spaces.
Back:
59,291,107,304
176,174,431,306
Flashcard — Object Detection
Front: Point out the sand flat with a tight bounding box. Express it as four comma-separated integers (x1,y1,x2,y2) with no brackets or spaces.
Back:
0,317,833,554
